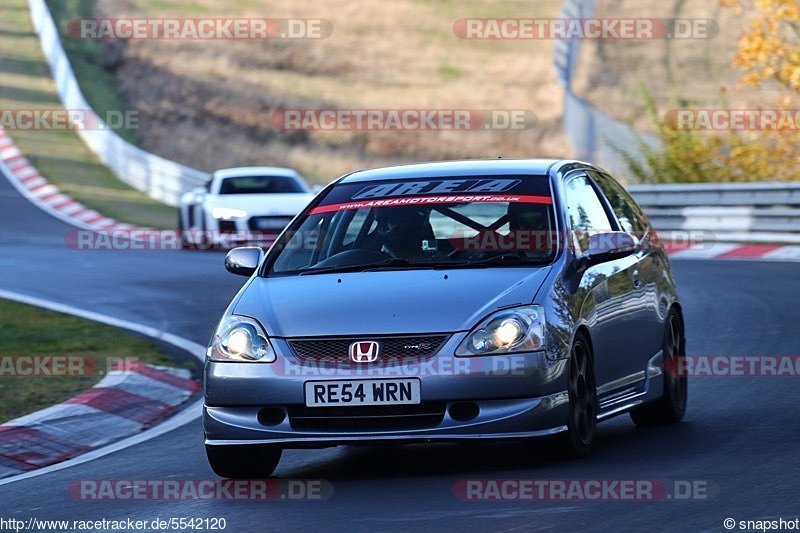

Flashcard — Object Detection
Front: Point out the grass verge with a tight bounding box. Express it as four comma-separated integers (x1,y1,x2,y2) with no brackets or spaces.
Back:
0,298,190,423
0,0,176,228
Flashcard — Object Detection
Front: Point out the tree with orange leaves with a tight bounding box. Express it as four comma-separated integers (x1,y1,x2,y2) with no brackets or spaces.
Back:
722,0,800,91
618,1,800,182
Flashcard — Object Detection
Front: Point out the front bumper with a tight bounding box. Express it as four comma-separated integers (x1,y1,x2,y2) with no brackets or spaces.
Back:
205,394,569,447
204,334,570,447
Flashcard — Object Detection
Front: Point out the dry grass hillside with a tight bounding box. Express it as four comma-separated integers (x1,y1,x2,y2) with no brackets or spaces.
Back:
52,0,566,183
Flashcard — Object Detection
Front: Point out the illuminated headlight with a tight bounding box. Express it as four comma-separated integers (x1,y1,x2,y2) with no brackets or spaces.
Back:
209,316,275,362
212,207,247,219
456,305,545,356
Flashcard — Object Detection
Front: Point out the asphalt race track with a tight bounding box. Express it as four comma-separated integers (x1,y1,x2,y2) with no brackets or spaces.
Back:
1,172,798,531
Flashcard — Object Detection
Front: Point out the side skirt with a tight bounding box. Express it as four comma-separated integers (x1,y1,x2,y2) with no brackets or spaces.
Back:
597,350,663,421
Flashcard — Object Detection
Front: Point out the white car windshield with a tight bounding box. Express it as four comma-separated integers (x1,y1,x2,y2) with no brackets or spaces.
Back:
219,175,305,194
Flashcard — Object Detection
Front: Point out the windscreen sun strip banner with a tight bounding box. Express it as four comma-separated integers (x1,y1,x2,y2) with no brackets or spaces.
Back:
309,176,553,214
309,194,552,214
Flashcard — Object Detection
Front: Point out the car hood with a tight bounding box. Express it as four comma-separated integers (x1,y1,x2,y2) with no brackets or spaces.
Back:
233,266,552,337
206,193,314,215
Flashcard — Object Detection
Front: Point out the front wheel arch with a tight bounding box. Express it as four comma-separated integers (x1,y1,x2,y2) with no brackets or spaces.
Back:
561,328,598,458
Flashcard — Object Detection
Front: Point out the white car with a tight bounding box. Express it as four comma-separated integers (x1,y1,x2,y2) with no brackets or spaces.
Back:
178,167,316,248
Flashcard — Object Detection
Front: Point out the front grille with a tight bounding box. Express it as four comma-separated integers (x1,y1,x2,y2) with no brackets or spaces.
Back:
288,335,449,364
248,216,293,233
218,221,237,233
288,402,446,431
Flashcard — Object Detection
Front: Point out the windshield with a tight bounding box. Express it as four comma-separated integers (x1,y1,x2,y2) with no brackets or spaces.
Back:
219,175,306,194
267,175,556,276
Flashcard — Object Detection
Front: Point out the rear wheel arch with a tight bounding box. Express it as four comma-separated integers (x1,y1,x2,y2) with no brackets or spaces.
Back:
630,305,687,425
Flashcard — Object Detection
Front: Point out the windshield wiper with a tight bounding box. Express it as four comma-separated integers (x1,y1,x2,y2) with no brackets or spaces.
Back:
298,258,420,276
466,253,525,265
361,258,439,272
433,253,545,269
297,254,546,276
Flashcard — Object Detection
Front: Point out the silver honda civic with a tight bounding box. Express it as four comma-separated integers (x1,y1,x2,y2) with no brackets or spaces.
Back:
204,159,687,478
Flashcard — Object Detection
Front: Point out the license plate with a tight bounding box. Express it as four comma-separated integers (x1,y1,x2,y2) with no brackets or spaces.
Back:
304,379,421,407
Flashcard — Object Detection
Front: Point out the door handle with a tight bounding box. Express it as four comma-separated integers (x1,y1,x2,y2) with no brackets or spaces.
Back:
632,269,641,289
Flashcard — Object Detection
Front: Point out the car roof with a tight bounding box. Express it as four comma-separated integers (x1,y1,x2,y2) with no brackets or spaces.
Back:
338,159,596,183
214,167,302,179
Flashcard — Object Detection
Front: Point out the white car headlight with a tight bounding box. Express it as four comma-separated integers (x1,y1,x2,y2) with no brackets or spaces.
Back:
212,207,247,219
456,305,545,357
209,316,276,362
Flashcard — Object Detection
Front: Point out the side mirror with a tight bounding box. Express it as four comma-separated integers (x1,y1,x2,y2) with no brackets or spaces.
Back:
586,231,637,265
225,247,263,276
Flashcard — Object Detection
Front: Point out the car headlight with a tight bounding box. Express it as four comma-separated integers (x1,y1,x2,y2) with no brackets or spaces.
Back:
212,207,247,219
208,316,276,362
456,305,545,356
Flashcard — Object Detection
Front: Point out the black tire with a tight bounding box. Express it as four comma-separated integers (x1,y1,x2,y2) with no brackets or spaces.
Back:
630,309,687,426
197,210,212,250
181,207,210,250
560,331,598,458
206,445,282,479
177,209,192,250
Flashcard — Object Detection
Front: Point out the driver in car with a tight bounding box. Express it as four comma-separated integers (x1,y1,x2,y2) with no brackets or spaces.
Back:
373,206,436,259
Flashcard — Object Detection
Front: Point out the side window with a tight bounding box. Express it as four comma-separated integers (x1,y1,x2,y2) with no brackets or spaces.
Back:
591,172,648,239
564,176,613,255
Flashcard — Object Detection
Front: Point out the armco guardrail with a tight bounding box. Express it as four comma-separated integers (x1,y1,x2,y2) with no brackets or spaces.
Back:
628,182,800,207
553,0,658,177
628,183,800,241
28,0,210,206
